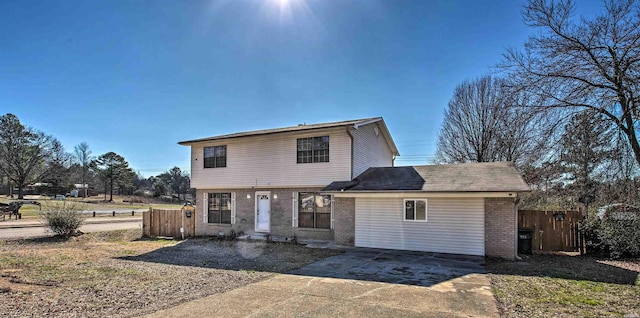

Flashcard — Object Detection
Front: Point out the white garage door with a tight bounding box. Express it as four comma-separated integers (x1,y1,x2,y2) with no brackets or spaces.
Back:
355,197,485,256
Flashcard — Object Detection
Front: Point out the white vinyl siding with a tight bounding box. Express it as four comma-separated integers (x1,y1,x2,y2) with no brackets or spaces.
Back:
350,123,394,178
190,129,351,188
355,197,485,256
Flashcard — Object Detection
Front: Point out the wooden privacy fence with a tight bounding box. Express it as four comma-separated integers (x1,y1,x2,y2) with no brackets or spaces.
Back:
518,210,584,252
143,207,196,239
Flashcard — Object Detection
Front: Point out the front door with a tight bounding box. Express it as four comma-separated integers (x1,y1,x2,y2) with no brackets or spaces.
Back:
255,192,270,232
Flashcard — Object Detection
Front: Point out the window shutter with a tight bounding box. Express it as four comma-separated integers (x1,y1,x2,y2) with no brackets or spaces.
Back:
330,195,335,230
292,192,298,227
231,192,237,224
203,193,208,223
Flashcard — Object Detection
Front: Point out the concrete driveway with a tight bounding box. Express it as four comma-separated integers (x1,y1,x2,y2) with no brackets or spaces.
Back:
144,248,499,318
291,248,487,286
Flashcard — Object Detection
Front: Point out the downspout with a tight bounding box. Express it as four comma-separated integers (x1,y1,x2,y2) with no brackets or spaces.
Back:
347,127,354,180
514,194,521,261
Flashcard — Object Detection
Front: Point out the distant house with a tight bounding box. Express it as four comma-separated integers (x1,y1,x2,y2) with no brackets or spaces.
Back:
179,117,530,259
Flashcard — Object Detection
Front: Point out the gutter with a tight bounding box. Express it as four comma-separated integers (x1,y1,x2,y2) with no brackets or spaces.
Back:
353,117,382,129
346,127,354,180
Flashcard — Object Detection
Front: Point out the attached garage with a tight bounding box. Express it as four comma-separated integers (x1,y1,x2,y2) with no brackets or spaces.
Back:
354,197,485,256
325,162,531,259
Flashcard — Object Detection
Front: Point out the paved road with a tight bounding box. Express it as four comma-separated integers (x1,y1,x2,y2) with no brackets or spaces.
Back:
0,220,142,239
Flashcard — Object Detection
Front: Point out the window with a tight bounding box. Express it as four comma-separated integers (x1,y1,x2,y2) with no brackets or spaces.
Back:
298,192,331,228
208,193,231,224
297,136,329,163
204,145,226,168
404,199,427,221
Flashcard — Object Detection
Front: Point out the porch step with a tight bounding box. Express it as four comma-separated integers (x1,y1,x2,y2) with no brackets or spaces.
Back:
235,233,347,250
236,233,291,243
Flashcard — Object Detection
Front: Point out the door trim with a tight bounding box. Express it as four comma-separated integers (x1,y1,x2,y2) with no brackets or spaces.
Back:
254,191,271,232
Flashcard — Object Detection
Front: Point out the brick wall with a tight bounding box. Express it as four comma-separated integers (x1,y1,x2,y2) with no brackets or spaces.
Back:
485,197,516,259
195,188,333,241
333,197,355,245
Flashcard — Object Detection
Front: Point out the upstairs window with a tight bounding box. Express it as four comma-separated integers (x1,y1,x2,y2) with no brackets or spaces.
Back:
297,136,329,163
204,145,226,168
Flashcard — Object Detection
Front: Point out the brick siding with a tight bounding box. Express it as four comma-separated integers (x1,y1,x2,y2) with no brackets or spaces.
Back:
485,197,516,259
195,188,333,241
333,197,355,245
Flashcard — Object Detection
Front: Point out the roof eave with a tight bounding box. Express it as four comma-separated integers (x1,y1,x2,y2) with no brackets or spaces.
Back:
177,124,346,146
178,117,384,146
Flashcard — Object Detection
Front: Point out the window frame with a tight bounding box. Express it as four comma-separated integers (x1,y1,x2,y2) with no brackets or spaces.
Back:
403,199,428,222
296,136,330,164
297,192,333,229
204,145,227,169
207,192,232,224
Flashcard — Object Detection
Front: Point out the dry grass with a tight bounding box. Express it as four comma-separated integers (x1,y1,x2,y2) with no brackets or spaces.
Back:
0,230,340,317
488,254,640,317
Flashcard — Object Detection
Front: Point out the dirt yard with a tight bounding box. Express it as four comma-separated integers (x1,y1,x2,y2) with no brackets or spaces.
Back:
0,230,341,317
487,253,640,318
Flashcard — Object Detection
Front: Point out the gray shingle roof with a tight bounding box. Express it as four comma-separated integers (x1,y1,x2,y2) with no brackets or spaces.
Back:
323,162,530,192
179,117,382,145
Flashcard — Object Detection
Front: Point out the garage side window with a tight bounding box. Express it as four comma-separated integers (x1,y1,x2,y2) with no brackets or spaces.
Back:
404,199,427,222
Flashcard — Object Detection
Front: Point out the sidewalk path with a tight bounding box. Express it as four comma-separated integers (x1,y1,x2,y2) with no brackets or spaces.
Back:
141,273,498,318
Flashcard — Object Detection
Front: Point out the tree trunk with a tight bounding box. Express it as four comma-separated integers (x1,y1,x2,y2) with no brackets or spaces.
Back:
17,183,24,199
109,178,114,202
81,169,86,198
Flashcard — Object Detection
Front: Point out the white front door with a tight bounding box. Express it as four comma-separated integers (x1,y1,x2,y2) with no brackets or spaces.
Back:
255,192,271,232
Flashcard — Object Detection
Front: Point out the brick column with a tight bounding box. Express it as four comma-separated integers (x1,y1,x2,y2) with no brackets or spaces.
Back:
485,198,516,259
334,197,355,245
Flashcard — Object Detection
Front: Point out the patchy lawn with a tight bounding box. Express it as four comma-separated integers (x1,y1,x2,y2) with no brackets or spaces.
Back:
487,254,640,318
0,230,341,317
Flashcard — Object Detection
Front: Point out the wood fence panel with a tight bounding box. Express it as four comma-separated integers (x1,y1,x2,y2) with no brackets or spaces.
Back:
518,210,583,252
142,208,196,239
142,209,151,237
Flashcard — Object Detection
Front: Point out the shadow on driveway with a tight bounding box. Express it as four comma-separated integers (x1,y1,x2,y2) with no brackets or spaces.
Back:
120,238,342,274
290,248,486,287
120,238,487,288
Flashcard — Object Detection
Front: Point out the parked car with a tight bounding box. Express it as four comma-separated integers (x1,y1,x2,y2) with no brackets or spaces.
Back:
51,195,66,200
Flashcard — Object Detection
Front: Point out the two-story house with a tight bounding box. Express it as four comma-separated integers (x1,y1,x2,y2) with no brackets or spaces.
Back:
179,117,530,259
178,118,397,242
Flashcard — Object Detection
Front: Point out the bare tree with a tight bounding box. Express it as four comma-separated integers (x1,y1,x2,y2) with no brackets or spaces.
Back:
502,0,640,167
0,114,58,199
434,75,552,168
435,76,506,163
74,142,93,198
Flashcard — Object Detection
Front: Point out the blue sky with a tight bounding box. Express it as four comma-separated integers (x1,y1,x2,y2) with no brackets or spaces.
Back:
0,0,603,177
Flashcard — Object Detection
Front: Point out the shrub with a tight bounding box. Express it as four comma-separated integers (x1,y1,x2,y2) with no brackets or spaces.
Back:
41,201,87,238
581,217,640,258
